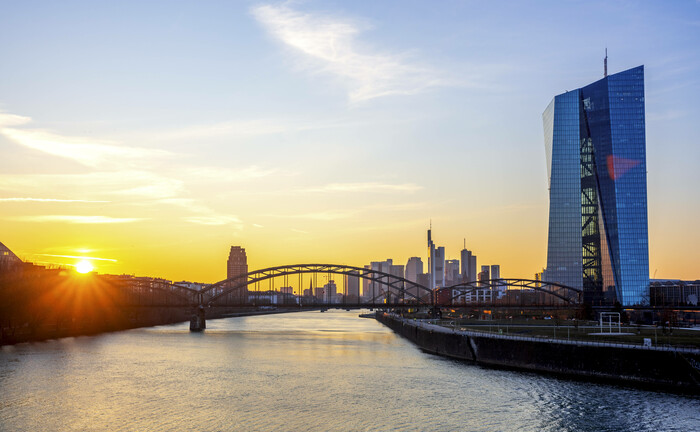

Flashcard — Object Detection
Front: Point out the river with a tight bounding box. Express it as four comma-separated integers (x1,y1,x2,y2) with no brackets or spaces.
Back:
0,310,697,431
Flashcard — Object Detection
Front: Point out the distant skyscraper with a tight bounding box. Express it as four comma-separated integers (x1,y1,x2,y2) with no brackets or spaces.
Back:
227,246,248,280
389,263,404,298
445,259,460,286
469,255,477,283
490,265,500,280
480,265,490,281
367,259,393,300
543,65,649,305
427,228,436,290
460,245,473,282
362,265,371,299
323,280,337,302
227,246,248,299
405,257,423,299
347,270,360,298
405,257,423,283
434,247,445,287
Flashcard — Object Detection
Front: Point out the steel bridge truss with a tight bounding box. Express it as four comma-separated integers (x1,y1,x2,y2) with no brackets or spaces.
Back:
202,264,433,306
444,279,582,305
139,266,583,309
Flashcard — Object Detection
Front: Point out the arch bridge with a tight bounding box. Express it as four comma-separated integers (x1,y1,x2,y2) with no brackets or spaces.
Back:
443,279,582,306
173,264,583,330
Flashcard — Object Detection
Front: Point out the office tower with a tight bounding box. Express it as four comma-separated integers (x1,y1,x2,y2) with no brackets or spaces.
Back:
469,255,477,283
227,246,248,299
445,259,460,286
480,265,490,281
477,268,489,287
460,244,473,282
490,265,500,280
347,270,360,298
227,246,248,280
543,65,649,305
323,280,337,302
427,229,436,290
434,247,445,287
405,257,423,283
389,264,405,298
362,265,371,299
367,259,393,300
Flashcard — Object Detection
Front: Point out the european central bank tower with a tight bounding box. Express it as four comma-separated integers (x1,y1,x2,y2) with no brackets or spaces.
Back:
543,65,649,306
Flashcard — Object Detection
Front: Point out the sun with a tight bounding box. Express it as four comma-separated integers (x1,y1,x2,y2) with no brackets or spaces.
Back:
75,260,94,274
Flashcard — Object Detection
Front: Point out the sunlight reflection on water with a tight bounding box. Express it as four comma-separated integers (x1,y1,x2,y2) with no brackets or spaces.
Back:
1,310,698,431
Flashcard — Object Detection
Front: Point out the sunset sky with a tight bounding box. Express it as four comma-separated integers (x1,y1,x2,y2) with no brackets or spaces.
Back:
1,0,699,283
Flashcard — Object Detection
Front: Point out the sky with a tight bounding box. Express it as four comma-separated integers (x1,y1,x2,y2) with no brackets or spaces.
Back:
1,0,699,283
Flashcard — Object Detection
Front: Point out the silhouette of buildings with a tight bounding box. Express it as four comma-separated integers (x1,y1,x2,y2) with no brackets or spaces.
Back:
0,242,23,272
227,246,248,300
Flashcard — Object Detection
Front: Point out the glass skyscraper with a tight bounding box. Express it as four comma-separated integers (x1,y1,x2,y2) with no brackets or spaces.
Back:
543,66,649,306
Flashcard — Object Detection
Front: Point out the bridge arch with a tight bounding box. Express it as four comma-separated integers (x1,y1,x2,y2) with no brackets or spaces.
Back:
115,280,199,306
443,279,582,305
201,264,432,306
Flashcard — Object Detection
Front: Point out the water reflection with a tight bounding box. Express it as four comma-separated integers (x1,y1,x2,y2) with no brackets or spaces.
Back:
1,310,698,432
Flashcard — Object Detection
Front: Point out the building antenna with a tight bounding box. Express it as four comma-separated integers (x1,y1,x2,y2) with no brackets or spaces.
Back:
604,48,608,77
463,238,466,249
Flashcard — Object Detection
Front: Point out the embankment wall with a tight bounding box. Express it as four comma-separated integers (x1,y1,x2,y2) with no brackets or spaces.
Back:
377,313,700,392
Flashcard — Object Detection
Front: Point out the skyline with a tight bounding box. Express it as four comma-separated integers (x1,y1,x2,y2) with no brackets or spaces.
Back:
1,1,699,283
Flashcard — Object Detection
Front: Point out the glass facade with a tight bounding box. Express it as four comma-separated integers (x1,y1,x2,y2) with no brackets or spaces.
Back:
543,66,649,306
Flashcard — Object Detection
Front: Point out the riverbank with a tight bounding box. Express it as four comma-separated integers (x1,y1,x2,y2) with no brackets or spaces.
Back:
377,312,700,392
0,306,303,345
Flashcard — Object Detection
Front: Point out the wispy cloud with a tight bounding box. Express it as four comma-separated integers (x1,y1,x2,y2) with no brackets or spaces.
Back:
251,4,460,102
269,210,358,221
145,117,357,142
303,182,423,193
0,112,32,127
2,128,172,169
0,171,184,200
35,253,117,262
182,215,242,226
0,197,110,203
12,215,145,224
0,111,174,169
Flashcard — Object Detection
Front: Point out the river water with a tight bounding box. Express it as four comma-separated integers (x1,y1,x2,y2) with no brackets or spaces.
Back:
0,310,697,431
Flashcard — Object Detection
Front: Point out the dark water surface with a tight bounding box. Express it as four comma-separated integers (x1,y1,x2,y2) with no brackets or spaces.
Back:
1,310,698,431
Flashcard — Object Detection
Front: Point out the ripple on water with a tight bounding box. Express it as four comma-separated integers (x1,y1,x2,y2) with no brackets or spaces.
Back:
0,311,698,432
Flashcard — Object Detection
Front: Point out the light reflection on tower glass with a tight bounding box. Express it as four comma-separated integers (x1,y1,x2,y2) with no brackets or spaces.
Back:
543,66,649,306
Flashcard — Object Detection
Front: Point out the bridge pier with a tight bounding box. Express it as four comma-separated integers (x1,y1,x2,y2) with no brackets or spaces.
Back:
190,306,206,332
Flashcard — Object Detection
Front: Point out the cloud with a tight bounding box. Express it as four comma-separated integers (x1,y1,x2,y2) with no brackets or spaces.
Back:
251,4,458,102
303,182,423,193
0,171,184,200
146,117,354,142
1,127,173,169
0,111,174,169
12,215,145,224
0,112,31,127
269,210,358,221
182,215,242,226
0,197,110,203
35,253,117,262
